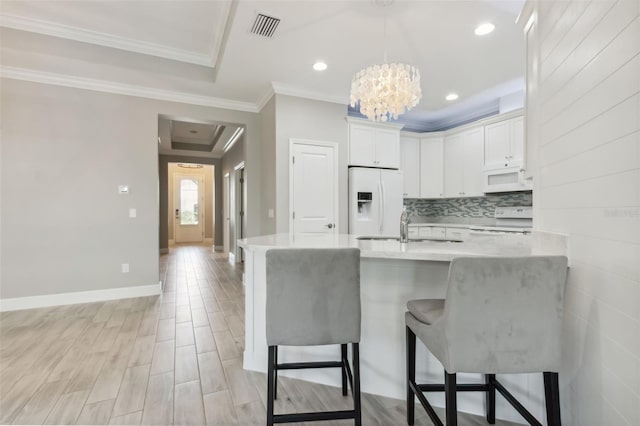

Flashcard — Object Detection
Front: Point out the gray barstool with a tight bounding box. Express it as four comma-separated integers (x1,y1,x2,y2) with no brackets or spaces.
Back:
406,256,568,426
266,248,362,426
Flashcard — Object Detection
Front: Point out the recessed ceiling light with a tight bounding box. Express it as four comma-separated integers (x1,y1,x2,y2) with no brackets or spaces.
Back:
475,23,495,36
313,61,328,71
446,93,459,101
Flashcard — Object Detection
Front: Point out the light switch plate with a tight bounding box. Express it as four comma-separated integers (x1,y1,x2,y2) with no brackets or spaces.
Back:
121,263,129,273
129,208,137,218
268,209,274,218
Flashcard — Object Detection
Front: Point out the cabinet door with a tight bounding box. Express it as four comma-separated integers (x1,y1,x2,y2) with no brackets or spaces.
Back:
349,124,376,167
462,127,485,197
400,137,420,198
444,134,464,197
510,116,524,164
420,137,444,198
484,120,510,169
375,128,400,169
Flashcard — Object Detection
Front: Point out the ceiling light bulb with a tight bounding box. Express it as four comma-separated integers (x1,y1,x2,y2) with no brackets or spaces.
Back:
446,93,459,101
475,23,495,36
313,61,328,71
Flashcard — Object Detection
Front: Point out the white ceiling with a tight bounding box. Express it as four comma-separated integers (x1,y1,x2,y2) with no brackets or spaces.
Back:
0,0,525,124
158,116,243,159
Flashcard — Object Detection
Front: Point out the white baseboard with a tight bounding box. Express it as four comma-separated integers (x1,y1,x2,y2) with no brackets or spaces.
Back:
214,245,224,252
228,252,235,265
159,248,169,254
0,282,162,312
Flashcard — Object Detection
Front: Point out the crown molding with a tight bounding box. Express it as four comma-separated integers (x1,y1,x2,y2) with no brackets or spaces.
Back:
271,81,349,106
0,66,260,113
256,85,275,112
0,13,216,67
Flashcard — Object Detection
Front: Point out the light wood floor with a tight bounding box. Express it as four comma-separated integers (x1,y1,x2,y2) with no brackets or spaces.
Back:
0,245,520,425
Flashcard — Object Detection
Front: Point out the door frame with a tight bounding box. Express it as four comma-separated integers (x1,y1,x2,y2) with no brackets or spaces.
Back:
223,172,230,254
173,172,205,243
234,161,246,262
288,138,340,235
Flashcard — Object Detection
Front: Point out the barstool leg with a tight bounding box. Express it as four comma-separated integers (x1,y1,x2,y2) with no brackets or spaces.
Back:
341,344,348,396
485,374,496,424
406,326,416,425
353,343,362,426
267,346,275,426
445,372,457,426
544,372,561,426
274,346,278,400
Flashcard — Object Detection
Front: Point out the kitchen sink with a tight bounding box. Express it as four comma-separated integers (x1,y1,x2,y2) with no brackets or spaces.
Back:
356,236,463,243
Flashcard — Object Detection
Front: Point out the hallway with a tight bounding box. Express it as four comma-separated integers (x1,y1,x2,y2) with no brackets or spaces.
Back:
1,246,518,425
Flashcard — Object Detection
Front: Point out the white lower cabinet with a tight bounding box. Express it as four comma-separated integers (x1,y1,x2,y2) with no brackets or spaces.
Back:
445,227,470,240
408,227,419,239
411,225,470,241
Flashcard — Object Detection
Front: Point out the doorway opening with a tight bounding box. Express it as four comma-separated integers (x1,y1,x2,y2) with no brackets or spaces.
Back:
168,162,215,246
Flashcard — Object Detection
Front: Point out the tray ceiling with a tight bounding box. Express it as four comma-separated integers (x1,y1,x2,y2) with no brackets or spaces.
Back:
0,0,526,120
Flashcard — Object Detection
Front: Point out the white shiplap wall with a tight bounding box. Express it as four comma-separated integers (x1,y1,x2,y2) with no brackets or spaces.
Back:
531,0,640,424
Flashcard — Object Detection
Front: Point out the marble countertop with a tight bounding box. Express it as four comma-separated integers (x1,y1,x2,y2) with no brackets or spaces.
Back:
237,233,536,262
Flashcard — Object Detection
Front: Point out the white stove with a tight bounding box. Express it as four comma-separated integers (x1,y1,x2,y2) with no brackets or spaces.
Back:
470,206,533,235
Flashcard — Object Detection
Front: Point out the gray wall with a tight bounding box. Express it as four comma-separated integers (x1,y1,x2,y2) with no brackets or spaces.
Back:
260,96,276,235
1,79,261,299
158,156,222,250
274,95,348,233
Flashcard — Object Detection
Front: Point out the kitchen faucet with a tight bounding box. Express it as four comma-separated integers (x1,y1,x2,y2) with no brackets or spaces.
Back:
400,207,410,243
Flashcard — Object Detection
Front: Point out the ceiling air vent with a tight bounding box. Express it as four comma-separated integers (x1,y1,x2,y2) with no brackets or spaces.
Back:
251,13,280,38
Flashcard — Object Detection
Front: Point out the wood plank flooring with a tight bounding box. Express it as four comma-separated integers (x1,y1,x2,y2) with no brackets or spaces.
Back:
0,245,521,425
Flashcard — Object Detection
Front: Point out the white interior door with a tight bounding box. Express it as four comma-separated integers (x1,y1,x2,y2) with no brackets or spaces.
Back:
173,174,205,243
291,141,338,234
223,173,230,253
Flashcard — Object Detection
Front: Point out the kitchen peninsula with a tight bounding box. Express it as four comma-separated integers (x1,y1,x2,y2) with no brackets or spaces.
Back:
238,232,566,423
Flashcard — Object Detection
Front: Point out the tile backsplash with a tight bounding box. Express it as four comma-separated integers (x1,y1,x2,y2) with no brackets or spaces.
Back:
404,192,532,220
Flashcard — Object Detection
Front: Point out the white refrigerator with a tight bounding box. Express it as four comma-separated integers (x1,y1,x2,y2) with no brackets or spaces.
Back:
348,167,404,236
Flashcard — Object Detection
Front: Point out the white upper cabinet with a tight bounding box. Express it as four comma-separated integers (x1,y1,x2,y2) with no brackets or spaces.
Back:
445,128,485,197
348,124,376,166
484,116,524,170
510,116,524,164
400,137,420,198
462,127,485,197
444,134,464,197
375,128,401,168
420,136,444,198
348,120,401,169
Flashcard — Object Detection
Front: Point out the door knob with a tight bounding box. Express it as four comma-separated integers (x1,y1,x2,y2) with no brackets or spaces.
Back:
326,224,333,229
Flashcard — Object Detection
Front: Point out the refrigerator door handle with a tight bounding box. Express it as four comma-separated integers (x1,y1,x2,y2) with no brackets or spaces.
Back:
380,178,385,233
378,181,383,233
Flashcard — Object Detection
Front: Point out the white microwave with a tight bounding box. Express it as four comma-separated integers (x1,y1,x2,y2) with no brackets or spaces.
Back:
483,166,530,193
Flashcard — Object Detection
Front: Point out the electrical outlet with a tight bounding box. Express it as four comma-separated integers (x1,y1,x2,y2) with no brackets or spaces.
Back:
129,208,137,218
121,263,129,273
268,208,274,218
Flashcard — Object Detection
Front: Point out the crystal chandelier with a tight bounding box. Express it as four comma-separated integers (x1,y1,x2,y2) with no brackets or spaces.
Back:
349,1,422,122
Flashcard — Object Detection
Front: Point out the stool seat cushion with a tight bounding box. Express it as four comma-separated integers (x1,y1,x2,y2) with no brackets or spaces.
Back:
407,299,445,325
